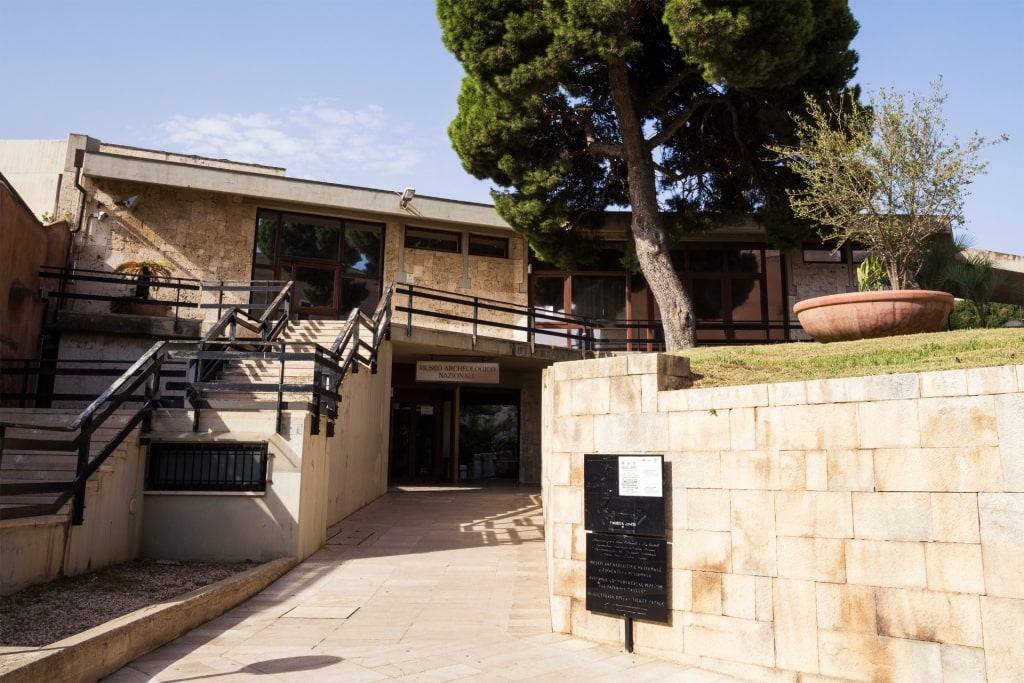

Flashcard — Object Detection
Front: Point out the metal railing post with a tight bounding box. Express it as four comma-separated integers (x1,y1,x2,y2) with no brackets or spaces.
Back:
72,415,91,524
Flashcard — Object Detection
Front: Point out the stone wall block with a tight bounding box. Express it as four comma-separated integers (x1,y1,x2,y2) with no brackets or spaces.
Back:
852,492,933,542
754,576,774,621
925,542,985,595
857,400,920,449
668,409,732,451
826,449,875,492
874,447,1003,493
930,493,981,543
979,493,1024,598
608,374,642,414
552,415,595,453
818,631,941,683
815,582,876,634
569,597,621,644
551,557,584,598
845,539,927,588
547,486,583,526
722,573,756,619
550,594,572,633
571,377,611,415
775,491,853,539
551,379,572,418
593,412,668,452
779,450,808,490
640,373,660,414
668,451,722,489
940,645,987,683
729,407,757,451
820,373,921,405
761,404,860,451
920,369,969,398
966,365,1018,396
720,450,780,490
671,530,731,572
686,488,731,531
776,536,845,582
670,568,693,611
683,612,776,667
731,490,777,576
875,587,983,647
774,578,819,673
550,522,574,560
692,570,723,614
546,451,572,487
980,596,1024,681
767,380,808,407
658,388,690,412
918,396,998,448
686,384,769,411
995,393,1024,491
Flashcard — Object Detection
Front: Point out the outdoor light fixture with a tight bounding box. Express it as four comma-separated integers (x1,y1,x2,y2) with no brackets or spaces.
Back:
118,194,141,210
399,187,415,209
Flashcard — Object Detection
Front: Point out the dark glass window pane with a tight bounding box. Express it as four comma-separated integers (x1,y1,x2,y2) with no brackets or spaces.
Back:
255,214,278,262
690,250,724,272
692,278,724,319
343,222,382,275
573,276,626,322
533,277,566,316
281,214,341,260
341,278,379,315
468,234,509,258
283,264,336,308
727,250,762,273
405,226,460,253
731,281,763,320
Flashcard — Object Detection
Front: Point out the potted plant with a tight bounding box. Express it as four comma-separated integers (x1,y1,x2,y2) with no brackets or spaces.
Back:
111,260,173,316
775,79,1006,342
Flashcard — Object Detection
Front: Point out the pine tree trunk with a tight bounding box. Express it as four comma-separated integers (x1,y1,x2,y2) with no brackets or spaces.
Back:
607,60,696,350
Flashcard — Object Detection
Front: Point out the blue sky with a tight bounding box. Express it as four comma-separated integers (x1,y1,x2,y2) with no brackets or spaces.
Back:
3,1,1020,255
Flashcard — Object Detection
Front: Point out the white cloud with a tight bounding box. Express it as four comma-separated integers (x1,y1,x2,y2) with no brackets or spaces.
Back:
156,104,423,186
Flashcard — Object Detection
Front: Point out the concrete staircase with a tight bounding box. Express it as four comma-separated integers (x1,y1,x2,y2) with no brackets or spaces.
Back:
190,319,354,412
0,409,136,518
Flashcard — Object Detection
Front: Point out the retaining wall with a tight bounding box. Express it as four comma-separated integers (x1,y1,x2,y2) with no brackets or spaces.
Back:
542,354,1024,682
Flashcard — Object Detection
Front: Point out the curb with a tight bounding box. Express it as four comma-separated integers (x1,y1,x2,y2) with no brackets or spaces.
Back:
0,556,298,683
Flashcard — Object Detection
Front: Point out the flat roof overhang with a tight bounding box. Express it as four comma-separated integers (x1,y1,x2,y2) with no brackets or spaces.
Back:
79,150,509,230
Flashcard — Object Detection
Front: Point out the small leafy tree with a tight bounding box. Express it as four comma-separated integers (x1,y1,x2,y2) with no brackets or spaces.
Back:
775,78,1006,290
943,252,1004,327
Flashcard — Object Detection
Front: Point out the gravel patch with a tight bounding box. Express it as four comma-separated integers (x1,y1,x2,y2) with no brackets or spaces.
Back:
0,559,255,647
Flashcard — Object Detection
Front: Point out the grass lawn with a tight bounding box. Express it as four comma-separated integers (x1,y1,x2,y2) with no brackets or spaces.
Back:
676,328,1022,388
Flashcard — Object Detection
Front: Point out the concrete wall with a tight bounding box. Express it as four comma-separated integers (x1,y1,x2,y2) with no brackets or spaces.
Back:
543,354,1024,682
141,412,327,563
0,428,146,595
327,342,393,525
1,178,69,366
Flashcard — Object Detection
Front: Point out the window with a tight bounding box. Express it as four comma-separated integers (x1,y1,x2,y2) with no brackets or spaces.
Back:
405,226,460,253
803,244,843,263
468,234,509,258
146,442,269,492
253,210,384,317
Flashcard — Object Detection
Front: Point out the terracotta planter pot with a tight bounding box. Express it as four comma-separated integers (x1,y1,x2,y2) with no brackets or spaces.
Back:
793,290,954,343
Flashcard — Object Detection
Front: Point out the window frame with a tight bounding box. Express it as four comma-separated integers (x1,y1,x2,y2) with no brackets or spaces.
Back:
468,233,510,259
404,226,461,253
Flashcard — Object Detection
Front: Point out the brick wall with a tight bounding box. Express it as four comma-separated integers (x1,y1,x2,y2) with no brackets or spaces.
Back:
542,355,1024,682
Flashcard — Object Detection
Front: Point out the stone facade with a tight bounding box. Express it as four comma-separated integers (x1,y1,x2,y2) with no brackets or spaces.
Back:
542,356,1024,682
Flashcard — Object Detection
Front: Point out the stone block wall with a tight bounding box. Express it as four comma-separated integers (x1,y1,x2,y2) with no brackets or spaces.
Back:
69,179,256,316
542,355,1024,682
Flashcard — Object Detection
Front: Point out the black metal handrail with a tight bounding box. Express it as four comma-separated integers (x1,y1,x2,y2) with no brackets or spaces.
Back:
40,266,292,324
394,283,602,352
0,341,167,523
176,282,393,436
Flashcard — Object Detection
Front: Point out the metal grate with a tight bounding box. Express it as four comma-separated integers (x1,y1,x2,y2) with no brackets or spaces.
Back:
146,442,269,492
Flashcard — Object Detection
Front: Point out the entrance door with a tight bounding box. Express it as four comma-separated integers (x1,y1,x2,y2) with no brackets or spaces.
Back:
389,390,453,483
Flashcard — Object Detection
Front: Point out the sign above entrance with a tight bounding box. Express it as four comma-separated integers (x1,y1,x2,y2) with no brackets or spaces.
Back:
416,361,500,384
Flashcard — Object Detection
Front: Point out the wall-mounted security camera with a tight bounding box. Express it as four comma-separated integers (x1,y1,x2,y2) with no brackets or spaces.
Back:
118,195,141,210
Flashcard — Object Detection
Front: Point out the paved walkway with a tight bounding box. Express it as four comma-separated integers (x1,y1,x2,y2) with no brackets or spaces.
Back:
103,486,748,682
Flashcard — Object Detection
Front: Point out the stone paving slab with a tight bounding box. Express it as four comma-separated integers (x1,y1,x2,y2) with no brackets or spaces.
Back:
102,486,749,682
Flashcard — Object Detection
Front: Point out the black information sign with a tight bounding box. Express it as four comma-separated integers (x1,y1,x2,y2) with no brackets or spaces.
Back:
586,532,669,623
584,454,665,536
